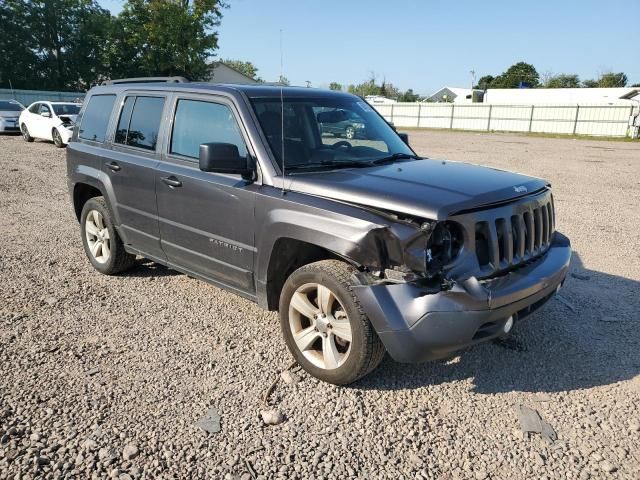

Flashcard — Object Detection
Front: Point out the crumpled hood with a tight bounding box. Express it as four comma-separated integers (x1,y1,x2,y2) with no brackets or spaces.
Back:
58,114,78,124
287,159,548,220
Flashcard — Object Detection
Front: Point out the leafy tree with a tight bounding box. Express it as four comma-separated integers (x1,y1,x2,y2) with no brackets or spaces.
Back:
277,75,290,86
398,89,419,102
328,82,342,91
221,59,262,81
582,78,599,88
491,62,540,88
0,0,112,90
582,72,628,88
109,0,226,81
474,75,494,90
631,83,640,87
597,72,627,88
545,74,581,88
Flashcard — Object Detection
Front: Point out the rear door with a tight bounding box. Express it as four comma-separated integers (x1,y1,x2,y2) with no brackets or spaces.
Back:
105,93,168,260
155,94,256,294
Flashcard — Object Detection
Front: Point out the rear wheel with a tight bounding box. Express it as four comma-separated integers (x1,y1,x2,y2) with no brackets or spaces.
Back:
21,124,33,142
52,128,64,148
279,260,385,385
80,197,135,275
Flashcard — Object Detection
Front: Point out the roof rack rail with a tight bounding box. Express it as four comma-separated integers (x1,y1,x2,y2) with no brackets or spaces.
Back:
101,76,189,86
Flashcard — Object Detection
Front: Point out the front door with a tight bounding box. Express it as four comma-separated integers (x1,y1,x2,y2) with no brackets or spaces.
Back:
155,95,256,294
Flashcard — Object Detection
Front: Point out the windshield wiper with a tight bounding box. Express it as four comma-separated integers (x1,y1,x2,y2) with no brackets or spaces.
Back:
370,153,421,165
287,160,374,171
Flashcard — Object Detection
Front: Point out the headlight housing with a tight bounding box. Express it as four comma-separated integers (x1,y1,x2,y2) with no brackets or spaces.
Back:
426,221,464,274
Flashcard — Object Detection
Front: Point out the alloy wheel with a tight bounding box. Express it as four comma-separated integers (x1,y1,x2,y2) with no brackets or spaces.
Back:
288,282,353,370
85,210,111,264
345,126,355,139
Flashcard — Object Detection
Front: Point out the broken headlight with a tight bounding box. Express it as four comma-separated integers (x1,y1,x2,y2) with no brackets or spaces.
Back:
426,221,463,275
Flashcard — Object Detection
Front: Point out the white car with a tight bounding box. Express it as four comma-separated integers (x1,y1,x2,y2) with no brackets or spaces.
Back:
0,100,25,133
19,101,82,147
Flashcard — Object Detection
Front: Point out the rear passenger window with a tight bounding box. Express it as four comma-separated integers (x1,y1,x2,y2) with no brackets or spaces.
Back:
114,96,165,151
170,99,247,159
79,94,116,143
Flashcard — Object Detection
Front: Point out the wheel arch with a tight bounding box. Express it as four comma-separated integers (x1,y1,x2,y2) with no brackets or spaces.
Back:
73,182,104,221
263,237,358,311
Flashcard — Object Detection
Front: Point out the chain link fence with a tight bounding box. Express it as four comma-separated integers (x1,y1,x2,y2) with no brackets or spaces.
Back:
0,88,84,107
374,103,637,138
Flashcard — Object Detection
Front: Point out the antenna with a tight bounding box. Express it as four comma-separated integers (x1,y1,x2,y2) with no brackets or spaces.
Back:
280,28,286,195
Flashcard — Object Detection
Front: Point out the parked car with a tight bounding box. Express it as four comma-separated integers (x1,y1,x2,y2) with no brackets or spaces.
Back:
67,79,571,385
20,101,81,147
318,108,366,139
0,100,25,133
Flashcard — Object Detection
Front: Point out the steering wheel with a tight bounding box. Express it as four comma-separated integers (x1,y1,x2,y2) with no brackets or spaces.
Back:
332,140,352,149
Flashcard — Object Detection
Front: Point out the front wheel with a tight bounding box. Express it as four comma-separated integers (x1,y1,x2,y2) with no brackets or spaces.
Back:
52,128,65,148
21,124,34,142
345,126,356,139
80,197,135,275
279,260,385,385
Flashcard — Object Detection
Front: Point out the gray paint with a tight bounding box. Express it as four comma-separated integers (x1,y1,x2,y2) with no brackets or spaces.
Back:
67,82,571,363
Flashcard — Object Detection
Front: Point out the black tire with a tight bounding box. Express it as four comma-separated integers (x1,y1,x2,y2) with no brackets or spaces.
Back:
52,128,65,148
21,124,34,142
80,196,135,275
279,260,386,385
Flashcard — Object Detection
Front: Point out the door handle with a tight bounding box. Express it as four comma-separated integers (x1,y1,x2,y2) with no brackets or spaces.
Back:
161,176,182,188
107,161,121,172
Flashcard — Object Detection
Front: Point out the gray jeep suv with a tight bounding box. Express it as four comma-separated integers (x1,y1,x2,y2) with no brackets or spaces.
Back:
67,78,571,385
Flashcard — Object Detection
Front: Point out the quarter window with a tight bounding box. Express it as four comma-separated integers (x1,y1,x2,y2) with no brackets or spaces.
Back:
28,103,40,113
170,99,247,159
79,94,116,143
114,96,165,151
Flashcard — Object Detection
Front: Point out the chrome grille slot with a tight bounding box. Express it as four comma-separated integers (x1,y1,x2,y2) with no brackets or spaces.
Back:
461,189,556,278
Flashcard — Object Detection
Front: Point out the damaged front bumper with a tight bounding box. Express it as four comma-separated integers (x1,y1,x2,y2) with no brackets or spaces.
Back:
352,232,571,363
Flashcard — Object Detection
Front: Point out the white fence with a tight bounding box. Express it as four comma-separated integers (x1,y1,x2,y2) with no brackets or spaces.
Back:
373,103,636,137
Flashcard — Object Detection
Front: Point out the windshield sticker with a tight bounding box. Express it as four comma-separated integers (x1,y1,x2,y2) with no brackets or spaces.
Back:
356,101,374,113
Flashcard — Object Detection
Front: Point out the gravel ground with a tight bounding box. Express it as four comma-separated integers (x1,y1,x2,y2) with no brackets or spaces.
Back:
1,130,639,480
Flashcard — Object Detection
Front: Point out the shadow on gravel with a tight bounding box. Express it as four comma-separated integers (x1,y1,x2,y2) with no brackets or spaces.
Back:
120,259,182,278
355,253,640,394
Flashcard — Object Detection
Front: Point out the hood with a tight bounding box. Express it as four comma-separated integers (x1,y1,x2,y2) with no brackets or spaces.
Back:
287,159,548,220
0,110,21,118
59,114,78,124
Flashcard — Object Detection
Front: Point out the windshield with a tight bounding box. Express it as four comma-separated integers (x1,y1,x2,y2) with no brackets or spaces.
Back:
52,104,81,116
0,101,23,112
250,96,415,173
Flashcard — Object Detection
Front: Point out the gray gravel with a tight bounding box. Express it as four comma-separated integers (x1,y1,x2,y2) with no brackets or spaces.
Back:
1,131,639,479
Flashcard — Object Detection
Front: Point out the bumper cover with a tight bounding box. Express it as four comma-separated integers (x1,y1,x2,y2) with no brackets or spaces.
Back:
353,231,571,363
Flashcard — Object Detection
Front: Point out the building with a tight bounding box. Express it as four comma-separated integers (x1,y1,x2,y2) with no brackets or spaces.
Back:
483,87,640,105
425,87,484,104
206,62,259,85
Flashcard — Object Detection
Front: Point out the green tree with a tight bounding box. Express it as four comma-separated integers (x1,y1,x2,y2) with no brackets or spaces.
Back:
631,83,640,87
474,75,494,90
109,0,226,81
221,59,262,81
545,74,581,88
328,82,342,91
398,89,419,102
0,0,112,90
491,62,540,88
582,78,599,88
597,72,627,87
277,75,290,86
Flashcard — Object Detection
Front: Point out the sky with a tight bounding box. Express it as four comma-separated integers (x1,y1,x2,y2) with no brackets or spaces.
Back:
98,0,640,95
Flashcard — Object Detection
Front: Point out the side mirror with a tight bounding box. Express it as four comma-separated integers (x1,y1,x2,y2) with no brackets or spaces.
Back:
398,132,409,145
41,111,51,118
199,142,254,180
